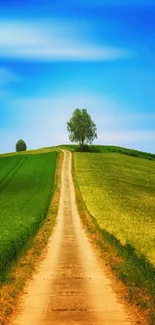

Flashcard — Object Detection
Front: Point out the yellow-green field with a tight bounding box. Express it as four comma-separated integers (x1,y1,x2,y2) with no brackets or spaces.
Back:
74,152,155,265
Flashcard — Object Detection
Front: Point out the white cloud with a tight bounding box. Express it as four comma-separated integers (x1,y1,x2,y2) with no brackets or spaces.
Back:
98,130,155,143
0,21,133,61
95,113,155,123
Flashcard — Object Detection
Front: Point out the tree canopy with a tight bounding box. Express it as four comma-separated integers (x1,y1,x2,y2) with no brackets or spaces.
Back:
16,139,27,152
67,108,97,148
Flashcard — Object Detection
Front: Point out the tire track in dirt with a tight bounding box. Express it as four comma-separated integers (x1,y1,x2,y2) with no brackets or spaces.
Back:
12,150,134,325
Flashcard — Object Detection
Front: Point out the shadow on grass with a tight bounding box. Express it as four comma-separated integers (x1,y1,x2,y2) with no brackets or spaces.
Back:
75,145,102,153
89,214,155,295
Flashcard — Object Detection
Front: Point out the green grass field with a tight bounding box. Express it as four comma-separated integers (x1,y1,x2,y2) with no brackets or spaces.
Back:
0,146,57,158
0,152,57,282
74,152,155,265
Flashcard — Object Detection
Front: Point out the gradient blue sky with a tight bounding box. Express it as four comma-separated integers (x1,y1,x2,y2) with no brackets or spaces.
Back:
0,0,155,153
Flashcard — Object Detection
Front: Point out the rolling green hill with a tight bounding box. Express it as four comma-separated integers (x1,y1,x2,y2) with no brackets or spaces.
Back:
1,144,154,160
56,144,155,160
0,144,155,323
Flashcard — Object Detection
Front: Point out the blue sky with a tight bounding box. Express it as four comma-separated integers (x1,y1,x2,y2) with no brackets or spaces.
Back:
0,0,155,153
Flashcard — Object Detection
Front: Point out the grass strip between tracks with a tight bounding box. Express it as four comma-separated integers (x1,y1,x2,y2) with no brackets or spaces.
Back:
0,151,63,325
72,153,155,325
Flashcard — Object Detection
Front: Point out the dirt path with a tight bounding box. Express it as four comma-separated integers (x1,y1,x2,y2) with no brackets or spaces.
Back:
12,150,133,325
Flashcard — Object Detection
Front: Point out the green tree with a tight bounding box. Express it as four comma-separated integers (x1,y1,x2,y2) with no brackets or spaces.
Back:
67,108,97,149
16,139,27,152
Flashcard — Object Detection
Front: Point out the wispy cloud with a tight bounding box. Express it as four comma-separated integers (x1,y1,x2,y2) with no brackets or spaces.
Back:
76,0,155,6
0,68,20,98
0,21,133,61
0,69,20,87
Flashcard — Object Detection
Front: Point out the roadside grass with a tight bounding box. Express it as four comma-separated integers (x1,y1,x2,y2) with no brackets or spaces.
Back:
0,152,57,283
73,152,155,324
0,151,63,325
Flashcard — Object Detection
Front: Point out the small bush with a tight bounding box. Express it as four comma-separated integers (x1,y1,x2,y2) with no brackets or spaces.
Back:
16,139,27,152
